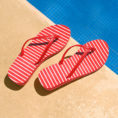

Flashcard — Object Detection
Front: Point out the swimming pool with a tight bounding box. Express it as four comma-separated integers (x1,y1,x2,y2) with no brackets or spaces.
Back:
28,0,118,74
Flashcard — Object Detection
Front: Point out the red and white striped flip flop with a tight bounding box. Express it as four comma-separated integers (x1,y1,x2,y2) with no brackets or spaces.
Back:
38,39,109,91
8,25,71,85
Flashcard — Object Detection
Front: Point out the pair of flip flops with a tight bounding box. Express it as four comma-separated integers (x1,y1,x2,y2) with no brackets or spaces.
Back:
8,25,109,90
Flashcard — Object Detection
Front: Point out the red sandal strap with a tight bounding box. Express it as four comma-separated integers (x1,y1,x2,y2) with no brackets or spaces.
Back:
35,35,58,65
20,34,59,65
59,44,95,78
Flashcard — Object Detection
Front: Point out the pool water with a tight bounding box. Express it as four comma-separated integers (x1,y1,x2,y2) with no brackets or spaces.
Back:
28,0,118,74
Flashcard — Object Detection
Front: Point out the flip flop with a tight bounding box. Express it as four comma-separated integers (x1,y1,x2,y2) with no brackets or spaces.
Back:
38,39,109,91
8,25,71,85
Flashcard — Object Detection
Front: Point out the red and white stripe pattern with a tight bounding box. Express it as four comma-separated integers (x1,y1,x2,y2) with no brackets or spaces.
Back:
38,39,109,90
8,25,70,85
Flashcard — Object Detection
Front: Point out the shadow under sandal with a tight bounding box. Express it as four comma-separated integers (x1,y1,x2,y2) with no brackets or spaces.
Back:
8,25,71,85
38,39,109,91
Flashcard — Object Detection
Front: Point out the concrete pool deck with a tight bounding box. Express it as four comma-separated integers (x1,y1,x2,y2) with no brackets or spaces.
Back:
0,0,118,118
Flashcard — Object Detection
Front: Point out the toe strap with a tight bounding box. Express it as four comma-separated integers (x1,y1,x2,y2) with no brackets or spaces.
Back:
20,34,59,65
59,44,96,78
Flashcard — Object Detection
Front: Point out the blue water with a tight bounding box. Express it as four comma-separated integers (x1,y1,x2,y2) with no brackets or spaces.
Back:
28,0,118,74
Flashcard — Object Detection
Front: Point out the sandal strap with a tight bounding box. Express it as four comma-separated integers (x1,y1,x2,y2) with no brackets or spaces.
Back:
20,34,59,65
59,44,95,78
